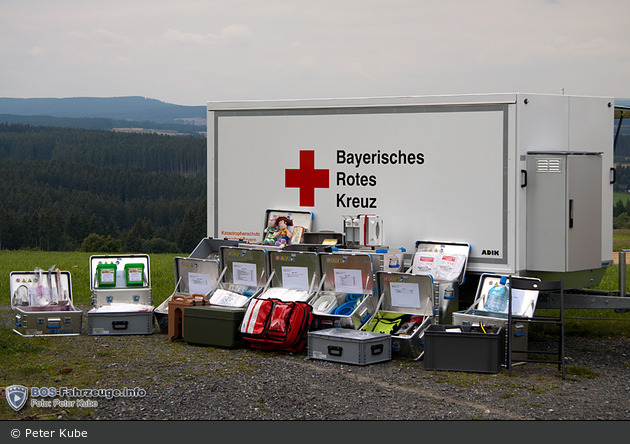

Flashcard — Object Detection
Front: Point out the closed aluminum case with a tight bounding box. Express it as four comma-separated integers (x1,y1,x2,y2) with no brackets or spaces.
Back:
308,328,391,365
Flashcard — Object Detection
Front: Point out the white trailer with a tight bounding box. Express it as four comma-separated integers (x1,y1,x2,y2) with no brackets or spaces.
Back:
207,93,616,301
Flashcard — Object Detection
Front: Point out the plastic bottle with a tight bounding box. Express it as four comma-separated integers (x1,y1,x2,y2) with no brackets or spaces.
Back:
484,276,509,313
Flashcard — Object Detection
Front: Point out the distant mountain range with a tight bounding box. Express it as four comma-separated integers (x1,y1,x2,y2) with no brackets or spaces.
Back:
1,95,628,135
0,96,206,124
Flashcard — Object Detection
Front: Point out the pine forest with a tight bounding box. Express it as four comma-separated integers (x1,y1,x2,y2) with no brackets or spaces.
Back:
0,123,207,254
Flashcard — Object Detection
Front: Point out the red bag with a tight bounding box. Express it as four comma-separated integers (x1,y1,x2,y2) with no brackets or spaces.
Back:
240,298,313,353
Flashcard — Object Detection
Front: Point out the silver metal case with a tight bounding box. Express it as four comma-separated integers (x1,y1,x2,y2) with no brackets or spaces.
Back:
206,246,270,307
311,252,378,329
155,256,220,333
308,328,391,365
452,273,540,361
10,270,82,337
362,271,435,360
410,240,471,324
87,254,154,336
260,250,321,303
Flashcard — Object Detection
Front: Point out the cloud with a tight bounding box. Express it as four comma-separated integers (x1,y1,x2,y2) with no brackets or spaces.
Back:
163,24,253,47
93,28,132,46
28,46,44,56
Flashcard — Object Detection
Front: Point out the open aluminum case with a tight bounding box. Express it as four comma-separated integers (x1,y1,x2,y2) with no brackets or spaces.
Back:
361,271,435,360
154,256,221,333
10,269,81,337
180,246,270,348
452,273,541,361
205,246,270,307
260,209,313,247
259,250,321,303
87,254,154,336
310,251,378,330
409,240,471,324
189,237,242,260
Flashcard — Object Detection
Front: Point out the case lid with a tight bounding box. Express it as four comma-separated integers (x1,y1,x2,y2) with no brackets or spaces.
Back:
189,237,241,260
268,250,321,291
90,254,151,291
262,209,314,244
319,252,375,295
173,256,220,296
376,271,434,316
309,327,390,341
10,269,73,309
219,246,269,287
472,274,540,317
411,240,471,284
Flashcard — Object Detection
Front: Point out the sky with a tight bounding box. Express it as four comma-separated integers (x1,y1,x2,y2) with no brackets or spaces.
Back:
1,0,630,107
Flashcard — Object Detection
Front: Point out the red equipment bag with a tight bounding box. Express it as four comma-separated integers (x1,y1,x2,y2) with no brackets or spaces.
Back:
240,298,314,353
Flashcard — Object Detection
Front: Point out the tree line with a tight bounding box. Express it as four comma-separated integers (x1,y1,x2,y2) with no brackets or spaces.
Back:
0,114,205,134
0,124,208,253
0,123,206,175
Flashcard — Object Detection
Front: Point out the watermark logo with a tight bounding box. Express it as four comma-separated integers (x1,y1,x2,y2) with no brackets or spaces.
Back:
6,385,28,411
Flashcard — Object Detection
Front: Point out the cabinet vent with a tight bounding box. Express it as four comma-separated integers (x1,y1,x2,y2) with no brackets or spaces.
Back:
536,158,562,172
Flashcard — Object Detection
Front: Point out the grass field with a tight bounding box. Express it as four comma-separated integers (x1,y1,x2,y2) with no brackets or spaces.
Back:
2,246,630,338
0,251,179,307
614,191,630,205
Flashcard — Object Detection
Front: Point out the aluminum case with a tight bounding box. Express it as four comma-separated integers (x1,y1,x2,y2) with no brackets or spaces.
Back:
308,328,391,366
361,271,435,360
310,252,378,329
259,250,322,303
10,270,82,337
452,273,540,361
410,240,471,325
155,256,220,333
87,254,155,336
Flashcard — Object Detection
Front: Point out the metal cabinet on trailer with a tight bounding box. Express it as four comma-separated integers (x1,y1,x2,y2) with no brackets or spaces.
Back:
525,151,603,272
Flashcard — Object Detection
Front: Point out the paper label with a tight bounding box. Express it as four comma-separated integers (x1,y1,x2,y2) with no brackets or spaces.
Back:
333,268,363,293
390,282,421,309
281,266,309,290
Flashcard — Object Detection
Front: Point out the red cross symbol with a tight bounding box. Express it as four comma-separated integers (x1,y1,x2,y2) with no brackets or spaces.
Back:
285,150,329,207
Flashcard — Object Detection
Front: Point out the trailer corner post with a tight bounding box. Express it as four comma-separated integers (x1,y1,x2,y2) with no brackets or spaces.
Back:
620,250,630,298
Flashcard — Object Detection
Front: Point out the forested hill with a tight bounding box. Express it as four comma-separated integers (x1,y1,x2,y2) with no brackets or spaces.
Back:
0,123,207,253
0,123,205,175
0,96,205,123
0,96,207,134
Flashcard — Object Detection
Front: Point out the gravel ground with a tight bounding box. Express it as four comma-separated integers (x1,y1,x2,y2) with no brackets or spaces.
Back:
3,305,630,421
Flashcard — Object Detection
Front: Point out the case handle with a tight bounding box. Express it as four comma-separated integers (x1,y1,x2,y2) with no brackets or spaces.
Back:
611,167,616,184
47,317,61,328
371,344,384,355
191,294,208,306
569,199,574,228
112,321,129,330
171,294,189,303
328,345,343,356
521,170,527,188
